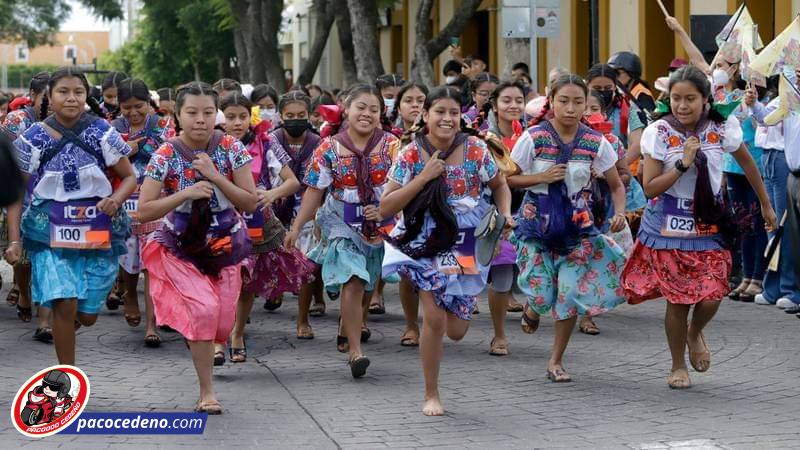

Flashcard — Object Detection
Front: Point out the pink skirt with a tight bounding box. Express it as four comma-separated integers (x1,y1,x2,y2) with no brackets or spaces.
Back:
241,246,316,299
621,241,732,305
142,239,242,343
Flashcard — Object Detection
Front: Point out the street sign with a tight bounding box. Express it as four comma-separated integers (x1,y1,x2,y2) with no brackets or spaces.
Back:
501,0,560,39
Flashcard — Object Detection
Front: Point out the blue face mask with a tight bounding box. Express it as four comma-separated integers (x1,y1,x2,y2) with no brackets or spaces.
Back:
383,98,396,114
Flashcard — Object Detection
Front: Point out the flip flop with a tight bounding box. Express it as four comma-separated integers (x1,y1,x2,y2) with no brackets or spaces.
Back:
124,311,142,327
348,355,370,379
546,367,572,383
5,286,19,306
17,305,32,323
579,318,600,335
144,334,161,348
360,326,371,343
667,368,692,389
229,344,247,363
33,327,53,343
506,299,524,313
296,324,315,340
105,292,122,311
475,206,506,267
400,329,419,347
195,400,223,415
520,305,540,334
489,338,509,356
308,302,326,317
263,297,283,311
213,350,226,366
368,301,386,315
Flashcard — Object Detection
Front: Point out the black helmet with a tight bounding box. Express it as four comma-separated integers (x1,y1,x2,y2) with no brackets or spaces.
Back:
608,52,643,80
42,370,71,398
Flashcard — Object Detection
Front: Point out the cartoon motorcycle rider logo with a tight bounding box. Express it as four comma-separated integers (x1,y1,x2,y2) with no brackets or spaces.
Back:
20,369,73,426
11,365,90,438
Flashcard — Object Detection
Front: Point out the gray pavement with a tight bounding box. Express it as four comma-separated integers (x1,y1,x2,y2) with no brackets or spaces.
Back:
0,262,799,449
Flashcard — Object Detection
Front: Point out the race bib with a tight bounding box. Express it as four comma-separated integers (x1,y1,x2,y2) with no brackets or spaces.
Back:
343,203,395,234
48,200,111,250
435,228,478,275
242,207,265,240
661,197,717,237
123,192,139,220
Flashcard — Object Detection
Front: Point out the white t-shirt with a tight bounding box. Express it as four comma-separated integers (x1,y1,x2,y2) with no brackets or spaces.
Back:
640,114,743,199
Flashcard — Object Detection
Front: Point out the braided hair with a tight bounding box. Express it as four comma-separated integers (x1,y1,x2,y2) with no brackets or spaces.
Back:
30,71,51,120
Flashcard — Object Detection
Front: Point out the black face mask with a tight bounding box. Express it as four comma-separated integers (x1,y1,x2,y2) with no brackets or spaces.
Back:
594,89,615,109
283,119,309,138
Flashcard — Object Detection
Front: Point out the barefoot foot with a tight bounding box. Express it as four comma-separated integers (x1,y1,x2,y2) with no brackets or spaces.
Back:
422,396,444,416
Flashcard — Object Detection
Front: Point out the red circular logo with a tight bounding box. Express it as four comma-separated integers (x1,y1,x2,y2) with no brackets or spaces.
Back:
11,365,90,438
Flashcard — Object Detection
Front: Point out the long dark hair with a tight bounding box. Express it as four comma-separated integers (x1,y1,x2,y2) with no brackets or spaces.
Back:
102,71,127,93
250,84,278,106
655,65,736,248
30,72,51,120
278,90,311,114
479,79,525,132
117,78,151,104
389,82,428,126
375,74,406,95
45,67,104,119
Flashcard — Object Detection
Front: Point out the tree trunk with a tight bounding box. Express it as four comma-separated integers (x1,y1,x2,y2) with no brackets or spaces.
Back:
229,0,267,84
410,0,482,88
335,0,358,86
296,0,336,87
502,38,529,79
232,27,250,81
259,0,287,92
346,0,384,82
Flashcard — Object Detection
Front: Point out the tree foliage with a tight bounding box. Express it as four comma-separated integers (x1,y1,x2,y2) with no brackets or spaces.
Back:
97,0,236,88
0,0,123,47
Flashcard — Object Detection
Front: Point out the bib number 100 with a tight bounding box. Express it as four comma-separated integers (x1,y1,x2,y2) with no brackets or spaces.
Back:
54,225,89,243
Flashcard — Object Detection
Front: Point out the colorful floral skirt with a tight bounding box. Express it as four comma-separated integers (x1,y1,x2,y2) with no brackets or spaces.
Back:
621,241,732,305
142,239,242,343
515,234,626,320
242,246,316,299
29,248,118,314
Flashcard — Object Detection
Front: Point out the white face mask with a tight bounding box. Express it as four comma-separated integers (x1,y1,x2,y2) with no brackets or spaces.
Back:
712,68,730,88
260,107,279,124
445,76,457,85
383,98,395,114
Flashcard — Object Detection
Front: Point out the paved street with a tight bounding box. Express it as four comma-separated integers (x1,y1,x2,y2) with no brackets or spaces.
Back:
1,262,799,449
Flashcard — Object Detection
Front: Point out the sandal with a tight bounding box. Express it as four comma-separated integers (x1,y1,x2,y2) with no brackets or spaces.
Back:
6,286,19,306
336,317,349,353
17,305,32,323
578,317,600,335
667,368,692,389
348,354,370,379
546,366,572,383
687,328,711,373
327,289,340,301
489,338,509,356
520,305,540,334
727,279,749,301
124,310,141,327
308,302,326,317
144,334,161,348
105,292,122,311
296,324,315,340
368,297,386,315
195,400,223,415
263,296,283,311
213,350,226,366
506,298,524,313
33,327,53,343
360,326,371,343
229,345,247,363
738,282,762,303
400,329,419,347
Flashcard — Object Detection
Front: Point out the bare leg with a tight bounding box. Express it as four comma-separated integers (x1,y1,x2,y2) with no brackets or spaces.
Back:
419,291,446,416
399,277,420,343
488,288,509,350
15,263,32,311
369,278,385,311
52,300,78,365
231,292,255,350
341,278,366,359
37,306,52,330
187,340,218,406
143,274,159,339
297,279,314,337
665,303,691,372
549,316,578,374
687,300,721,372
122,271,141,325
689,300,722,334
312,272,324,305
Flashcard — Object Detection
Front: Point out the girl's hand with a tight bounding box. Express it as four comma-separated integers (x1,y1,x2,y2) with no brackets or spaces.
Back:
609,213,627,233
744,86,758,106
257,189,278,208
762,203,778,232
96,197,120,216
184,181,214,200
192,153,222,182
363,204,382,222
420,150,446,182
4,242,21,265
542,164,567,184
284,228,299,249
682,137,700,167
502,214,516,239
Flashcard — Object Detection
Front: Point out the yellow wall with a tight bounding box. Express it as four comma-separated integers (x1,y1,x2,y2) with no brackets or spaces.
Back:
1,32,110,66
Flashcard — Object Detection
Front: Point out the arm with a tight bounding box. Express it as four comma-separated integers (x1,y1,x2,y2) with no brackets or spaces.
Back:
206,163,258,213
642,155,683,199
488,173,512,218
3,178,26,264
623,128,643,169
266,166,301,202
137,177,196,223
731,144,778,230
284,187,325,248
665,16,711,73
604,165,627,232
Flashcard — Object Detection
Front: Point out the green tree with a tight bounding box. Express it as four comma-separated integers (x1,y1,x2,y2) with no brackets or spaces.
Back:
97,0,236,88
0,0,123,47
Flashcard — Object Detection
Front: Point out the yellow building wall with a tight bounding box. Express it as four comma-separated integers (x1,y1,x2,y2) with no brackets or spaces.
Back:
1,32,110,66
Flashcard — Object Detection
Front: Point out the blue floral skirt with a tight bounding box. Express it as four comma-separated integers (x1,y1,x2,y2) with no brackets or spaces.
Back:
308,237,384,292
29,248,118,314
514,234,626,320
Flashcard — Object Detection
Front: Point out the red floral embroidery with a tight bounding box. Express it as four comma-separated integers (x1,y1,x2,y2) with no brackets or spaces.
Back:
371,170,386,184
342,173,357,186
707,131,720,144
668,135,681,148
452,179,466,196
467,146,482,161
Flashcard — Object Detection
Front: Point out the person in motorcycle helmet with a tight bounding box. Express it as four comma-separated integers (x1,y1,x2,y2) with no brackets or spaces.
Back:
607,51,656,112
